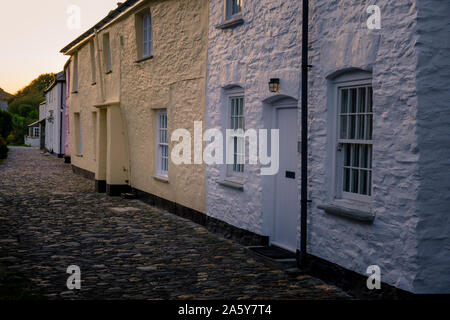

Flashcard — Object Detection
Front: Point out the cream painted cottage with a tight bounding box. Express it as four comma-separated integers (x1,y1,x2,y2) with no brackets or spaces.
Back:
61,0,208,210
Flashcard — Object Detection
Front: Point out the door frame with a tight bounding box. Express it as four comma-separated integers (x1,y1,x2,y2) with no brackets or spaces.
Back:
270,99,299,252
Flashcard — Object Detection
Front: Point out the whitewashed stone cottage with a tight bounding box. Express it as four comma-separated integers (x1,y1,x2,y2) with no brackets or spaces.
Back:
25,120,40,147
205,0,449,294
42,72,67,156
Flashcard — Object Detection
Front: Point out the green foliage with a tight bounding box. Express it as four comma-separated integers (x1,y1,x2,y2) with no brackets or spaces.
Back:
8,114,27,145
6,73,54,145
0,110,13,139
8,73,55,120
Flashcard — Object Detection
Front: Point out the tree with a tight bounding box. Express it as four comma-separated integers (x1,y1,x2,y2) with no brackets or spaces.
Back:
6,73,55,145
0,110,13,139
0,110,12,159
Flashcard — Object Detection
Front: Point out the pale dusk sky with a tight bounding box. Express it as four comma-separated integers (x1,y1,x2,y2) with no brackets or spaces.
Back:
0,0,121,94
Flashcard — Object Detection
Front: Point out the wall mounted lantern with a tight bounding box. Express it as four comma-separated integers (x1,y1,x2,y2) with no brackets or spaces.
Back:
269,78,280,93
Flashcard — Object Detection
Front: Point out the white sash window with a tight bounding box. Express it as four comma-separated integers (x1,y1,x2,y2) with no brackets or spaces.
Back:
142,12,153,58
156,110,168,176
336,84,373,201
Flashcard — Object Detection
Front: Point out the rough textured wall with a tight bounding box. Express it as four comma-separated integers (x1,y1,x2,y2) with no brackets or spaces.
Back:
120,0,209,213
206,0,302,235
68,41,102,174
307,0,422,292
44,84,64,155
64,63,71,156
414,0,450,293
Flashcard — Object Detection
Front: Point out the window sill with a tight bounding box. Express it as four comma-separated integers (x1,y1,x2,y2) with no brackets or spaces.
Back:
153,175,169,183
217,179,244,191
317,204,375,224
135,55,153,63
76,155,83,158
215,17,244,30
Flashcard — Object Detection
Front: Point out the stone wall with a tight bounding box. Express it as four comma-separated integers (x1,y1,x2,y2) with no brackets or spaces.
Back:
119,0,208,213
307,0,424,293
414,0,450,293
67,39,102,175
66,0,208,213
205,0,302,236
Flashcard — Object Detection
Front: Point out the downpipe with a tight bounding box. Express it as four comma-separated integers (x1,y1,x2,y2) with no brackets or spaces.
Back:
298,0,309,269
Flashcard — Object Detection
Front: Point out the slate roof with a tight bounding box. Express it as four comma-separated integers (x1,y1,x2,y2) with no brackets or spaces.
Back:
44,71,66,94
60,0,139,54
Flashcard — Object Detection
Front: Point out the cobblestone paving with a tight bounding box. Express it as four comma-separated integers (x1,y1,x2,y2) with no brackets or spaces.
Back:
0,147,348,300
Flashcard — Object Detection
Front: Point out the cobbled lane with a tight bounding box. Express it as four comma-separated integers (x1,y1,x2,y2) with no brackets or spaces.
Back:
0,147,348,300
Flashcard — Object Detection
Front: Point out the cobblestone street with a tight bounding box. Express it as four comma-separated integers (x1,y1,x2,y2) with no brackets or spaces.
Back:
0,147,348,300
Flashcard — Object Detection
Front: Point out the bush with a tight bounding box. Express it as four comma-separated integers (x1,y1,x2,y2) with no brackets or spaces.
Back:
0,110,13,139
9,114,27,145
0,142,8,159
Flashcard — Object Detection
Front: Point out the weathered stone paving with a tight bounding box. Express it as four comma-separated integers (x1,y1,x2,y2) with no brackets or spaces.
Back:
0,147,348,299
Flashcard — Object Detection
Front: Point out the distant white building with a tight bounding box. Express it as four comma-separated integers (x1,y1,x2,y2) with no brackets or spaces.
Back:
41,72,66,156
25,121,40,148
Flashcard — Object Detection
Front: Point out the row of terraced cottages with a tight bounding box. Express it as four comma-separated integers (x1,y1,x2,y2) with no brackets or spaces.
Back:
56,0,449,294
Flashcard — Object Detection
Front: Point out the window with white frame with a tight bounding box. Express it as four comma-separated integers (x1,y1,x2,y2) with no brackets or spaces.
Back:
142,12,153,58
72,53,79,92
227,93,245,178
336,81,373,201
156,110,168,177
103,33,112,73
226,0,243,20
135,9,153,61
32,127,39,138
74,112,83,156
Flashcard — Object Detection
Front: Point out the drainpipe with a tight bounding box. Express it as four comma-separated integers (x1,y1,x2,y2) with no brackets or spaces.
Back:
95,29,106,102
59,81,64,156
299,0,309,268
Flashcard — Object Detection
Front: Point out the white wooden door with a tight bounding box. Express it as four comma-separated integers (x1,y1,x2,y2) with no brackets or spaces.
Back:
273,107,299,252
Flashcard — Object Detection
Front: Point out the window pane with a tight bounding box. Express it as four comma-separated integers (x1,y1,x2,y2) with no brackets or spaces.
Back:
361,170,368,195
361,144,369,168
340,89,348,113
357,115,365,139
349,115,356,139
344,144,351,167
352,144,360,167
368,171,372,196
367,114,373,140
351,169,359,193
340,115,347,139
349,88,357,113
358,87,366,113
368,87,373,113
343,168,350,192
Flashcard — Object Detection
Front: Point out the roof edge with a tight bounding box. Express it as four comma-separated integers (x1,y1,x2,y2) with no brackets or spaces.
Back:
60,0,141,55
